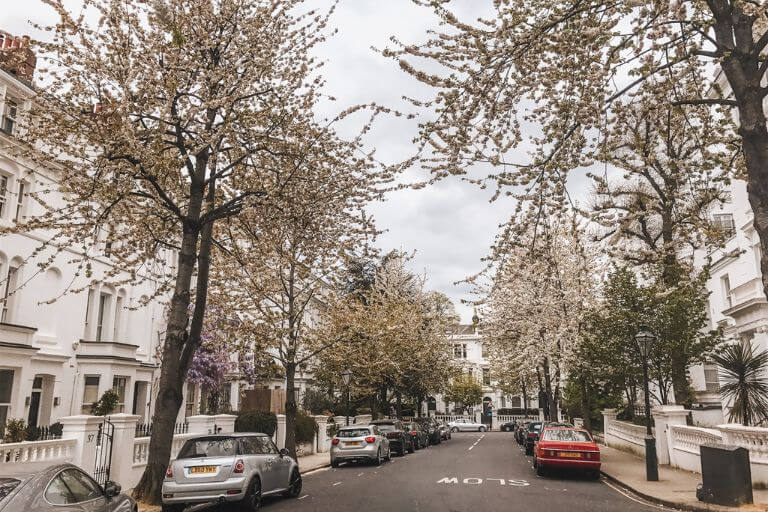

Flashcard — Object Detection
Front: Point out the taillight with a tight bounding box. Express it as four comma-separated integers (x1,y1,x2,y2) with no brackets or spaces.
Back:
365,436,376,444
165,465,173,478
411,431,419,436
233,459,245,473
332,438,340,445
527,432,536,438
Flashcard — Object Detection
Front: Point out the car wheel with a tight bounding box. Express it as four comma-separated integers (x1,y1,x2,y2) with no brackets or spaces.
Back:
589,470,601,481
479,426,486,432
536,464,546,477
407,440,415,454
385,447,391,461
236,477,261,512
283,469,302,498
504,426,511,432
161,505,185,512
525,445,533,456
450,427,458,433
373,448,382,465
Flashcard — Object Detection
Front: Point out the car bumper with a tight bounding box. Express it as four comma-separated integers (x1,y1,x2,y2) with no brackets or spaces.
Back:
331,443,379,461
537,457,601,471
162,477,247,504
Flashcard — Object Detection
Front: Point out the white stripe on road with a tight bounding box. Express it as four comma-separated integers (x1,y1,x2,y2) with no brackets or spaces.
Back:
333,481,342,486
602,479,666,510
468,434,485,451
357,472,364,477
298,495,309,500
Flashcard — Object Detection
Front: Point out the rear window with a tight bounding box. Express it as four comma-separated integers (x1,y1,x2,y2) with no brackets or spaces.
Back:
542,429,592,442
0,478,20,501
177,437,238,459
531,423,542,432
338,428,371,438
374,424,396,432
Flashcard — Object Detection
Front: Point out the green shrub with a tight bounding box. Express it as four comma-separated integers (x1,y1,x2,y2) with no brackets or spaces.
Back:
91,389,119,416
295,410,317,445
3,419,27,443
235,411,277,436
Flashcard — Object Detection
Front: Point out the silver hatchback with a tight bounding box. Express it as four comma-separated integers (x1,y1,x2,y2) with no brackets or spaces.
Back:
162,433,301,512
330,425,391,467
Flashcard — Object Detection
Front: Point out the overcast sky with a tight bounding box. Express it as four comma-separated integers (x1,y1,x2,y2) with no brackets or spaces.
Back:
0,0,585,323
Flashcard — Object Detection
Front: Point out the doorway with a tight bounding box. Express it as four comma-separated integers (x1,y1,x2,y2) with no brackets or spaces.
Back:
27,376,42,427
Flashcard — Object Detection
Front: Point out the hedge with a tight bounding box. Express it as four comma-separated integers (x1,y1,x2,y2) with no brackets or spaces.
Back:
234,411,277,436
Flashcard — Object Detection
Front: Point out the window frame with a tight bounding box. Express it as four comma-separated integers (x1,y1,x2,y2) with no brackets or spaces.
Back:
43,468,104,506
0,174,8,219
2,98,18,135
81,375,100,414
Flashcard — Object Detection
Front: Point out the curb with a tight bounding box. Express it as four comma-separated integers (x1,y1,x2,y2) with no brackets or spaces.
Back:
600,470,766,512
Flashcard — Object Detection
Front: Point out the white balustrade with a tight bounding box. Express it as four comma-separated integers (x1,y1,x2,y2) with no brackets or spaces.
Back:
719,424,768,464
670,425,722,455
605,419,650,456
0,438,77,464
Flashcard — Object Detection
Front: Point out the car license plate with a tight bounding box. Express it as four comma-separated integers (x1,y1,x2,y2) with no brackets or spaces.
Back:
559,452,581,458
345,441,362,446
189,466,217,474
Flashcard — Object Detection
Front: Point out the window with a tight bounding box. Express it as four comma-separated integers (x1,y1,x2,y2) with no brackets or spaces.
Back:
721,275,732,309
481,343,488,358
58,469,102,503
482,368,491,386
185,382,197,417
704,364,720,393
113,295,123,341
1,264,19,323
2,99,17,135
0,175,7,218
13,181,24,220
95,293,109,341
453,344,467,359
177,437,238,459
44,474,71,505
510,396,522,408
112,376,127,413
0,369,13,438
713,213,736,237
81,376,99,414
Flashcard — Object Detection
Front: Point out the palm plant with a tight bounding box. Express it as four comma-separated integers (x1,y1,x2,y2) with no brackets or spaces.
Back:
712,343,768,426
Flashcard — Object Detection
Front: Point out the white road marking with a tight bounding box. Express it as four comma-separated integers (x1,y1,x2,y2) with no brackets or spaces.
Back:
468,434,485,451
357,472,364,477
332,481,342,486
298,495,309,500
602,479,667,510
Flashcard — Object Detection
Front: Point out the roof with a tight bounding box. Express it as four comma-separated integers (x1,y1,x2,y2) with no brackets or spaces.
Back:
0,461,66,479
338,424,372,429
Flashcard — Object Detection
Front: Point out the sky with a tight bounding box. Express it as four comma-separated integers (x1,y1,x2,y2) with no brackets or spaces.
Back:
0,0,575,323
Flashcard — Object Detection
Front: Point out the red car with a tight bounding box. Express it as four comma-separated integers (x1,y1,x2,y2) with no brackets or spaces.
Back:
533,427,600,479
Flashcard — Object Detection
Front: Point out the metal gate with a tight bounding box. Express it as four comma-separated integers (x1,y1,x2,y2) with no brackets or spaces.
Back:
93,419,114,486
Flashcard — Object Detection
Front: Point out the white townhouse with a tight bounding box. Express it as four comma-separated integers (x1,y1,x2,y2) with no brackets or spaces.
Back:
0,30,174,433
688,179,768,425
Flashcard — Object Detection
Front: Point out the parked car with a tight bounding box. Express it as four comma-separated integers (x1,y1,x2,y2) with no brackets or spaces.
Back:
448,418,487,432
515,421,533,444
405,422,429,449
416,417,442,445
331,425,391,467
500,420,518,432
370,419,414,456
0,461,136,512
437,421,452,441
533,427,601,479
162,433,302,512
523,421,543,455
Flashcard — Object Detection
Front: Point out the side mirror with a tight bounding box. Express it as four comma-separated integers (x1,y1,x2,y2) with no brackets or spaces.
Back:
103,480,121,498
279,448,289,457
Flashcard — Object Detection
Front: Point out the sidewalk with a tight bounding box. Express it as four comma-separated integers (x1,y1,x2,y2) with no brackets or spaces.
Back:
599,444,768,511
137,452,330,512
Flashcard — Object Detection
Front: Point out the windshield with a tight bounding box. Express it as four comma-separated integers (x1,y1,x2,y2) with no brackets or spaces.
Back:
338,428,371,438
542,429,593,442
177,437,238,459
0,478,19,501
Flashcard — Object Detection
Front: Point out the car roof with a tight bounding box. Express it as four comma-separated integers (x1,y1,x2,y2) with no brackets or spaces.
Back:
370,419,398,423
0,462,69,480
339,424,372,429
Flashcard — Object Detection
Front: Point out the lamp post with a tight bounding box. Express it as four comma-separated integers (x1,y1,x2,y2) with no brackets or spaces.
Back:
635,327,659,482
341,368,352,426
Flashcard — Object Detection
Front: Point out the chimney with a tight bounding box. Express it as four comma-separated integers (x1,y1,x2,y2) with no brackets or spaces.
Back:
0,30,36,81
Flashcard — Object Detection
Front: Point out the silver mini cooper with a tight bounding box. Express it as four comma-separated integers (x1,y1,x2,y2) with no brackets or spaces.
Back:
162,433,301,512
330,425,391,467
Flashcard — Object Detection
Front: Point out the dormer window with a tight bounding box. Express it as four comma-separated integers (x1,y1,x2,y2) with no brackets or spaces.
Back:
2,99,17,135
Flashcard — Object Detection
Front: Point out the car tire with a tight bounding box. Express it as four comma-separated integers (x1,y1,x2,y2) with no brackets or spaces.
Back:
283,469,302,498
589,470,601,481
161,505,185,512
479,426,486,432
536,464,546,477
236,477,261,512
503,426,511,432
407,440,415,454
450,427,458,433
525,445,533,456
373,448,382,465
385,447,391,461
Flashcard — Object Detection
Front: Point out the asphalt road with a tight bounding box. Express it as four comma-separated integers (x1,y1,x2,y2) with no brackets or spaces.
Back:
255,432,669,512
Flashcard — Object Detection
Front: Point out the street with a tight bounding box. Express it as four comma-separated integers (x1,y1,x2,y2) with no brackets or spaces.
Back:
257,432,662,512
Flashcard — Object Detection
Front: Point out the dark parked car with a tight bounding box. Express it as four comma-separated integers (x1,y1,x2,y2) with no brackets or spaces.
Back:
437,421,452,441
416,417,442,445
405,422,429,449
516,421,533,445
0,462,136,512
524,421,543,455
500,420,518,432
370,419,414,456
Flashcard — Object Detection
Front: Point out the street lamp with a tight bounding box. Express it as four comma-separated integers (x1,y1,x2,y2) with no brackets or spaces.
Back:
341,368,352,426
635,327,659,481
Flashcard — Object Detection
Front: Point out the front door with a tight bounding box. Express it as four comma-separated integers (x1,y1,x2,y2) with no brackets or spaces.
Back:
27,391,41,427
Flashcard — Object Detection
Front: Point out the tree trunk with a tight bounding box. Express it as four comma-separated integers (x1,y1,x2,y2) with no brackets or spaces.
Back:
521,379,529,417
395,391,402,418
285,362,298,459
580,376,592,432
